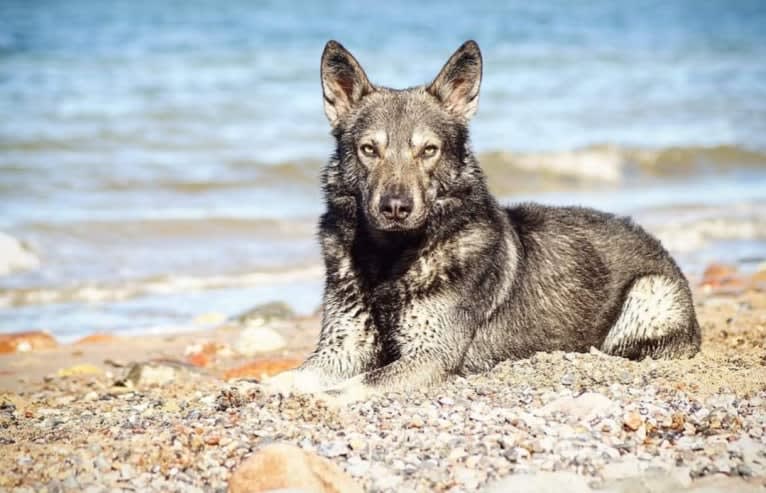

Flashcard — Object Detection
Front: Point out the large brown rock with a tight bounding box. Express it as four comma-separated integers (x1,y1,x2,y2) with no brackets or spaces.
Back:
73,333,118,345
0,331,57,354
228,443,363,493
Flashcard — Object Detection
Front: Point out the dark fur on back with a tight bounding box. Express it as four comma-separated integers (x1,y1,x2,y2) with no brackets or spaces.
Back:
266,40,701,400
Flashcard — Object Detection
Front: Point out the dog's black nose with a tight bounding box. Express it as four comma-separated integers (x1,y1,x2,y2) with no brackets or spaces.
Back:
380,193,413,221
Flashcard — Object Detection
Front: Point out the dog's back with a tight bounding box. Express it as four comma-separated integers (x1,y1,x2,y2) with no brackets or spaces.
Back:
461,203,700,373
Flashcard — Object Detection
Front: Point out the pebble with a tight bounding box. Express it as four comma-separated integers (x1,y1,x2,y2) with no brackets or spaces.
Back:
3,316,765,493
317,441,349,458
623,411,643,431
234,326,287,356
227,443,364,493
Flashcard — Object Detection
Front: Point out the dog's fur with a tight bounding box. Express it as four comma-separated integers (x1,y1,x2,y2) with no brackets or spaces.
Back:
266,40,701,402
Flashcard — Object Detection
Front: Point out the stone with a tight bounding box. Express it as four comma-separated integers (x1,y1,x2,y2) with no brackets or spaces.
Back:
235,301,295,324
185,341,232,367
119,361,200,387
222,358,301,381
750,269,766,291
235,326,287,356
601,458,644,480
227,443,363,493
73,333,118,346
317,441,349,458
483,471,592,493
623,411,643,431
193,312,226,328
57,364,103,378
701,263,738,285
454,466,481,489
0,330,57,354
539,392,615,420
186,353,210,368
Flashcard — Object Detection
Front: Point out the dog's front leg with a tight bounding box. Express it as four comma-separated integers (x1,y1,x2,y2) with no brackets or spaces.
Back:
263,269,379,395
321,329,475,404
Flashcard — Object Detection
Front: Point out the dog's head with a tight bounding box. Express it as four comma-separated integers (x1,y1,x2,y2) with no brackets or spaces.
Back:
321,40,483,232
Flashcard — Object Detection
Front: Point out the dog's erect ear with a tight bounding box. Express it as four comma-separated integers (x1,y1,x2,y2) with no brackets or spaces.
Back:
321,41,375,126
427,40,483,120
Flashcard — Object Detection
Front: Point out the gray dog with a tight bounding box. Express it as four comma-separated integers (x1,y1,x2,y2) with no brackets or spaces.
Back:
265,40,701,403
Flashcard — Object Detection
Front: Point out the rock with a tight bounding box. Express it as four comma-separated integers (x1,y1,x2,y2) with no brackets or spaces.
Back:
539,392,615,420
235,326,287,356
73,333,118,345
454,466,481,489
119,361,201,387
317,441,349,458
222,358,301,381
727,437,766,475
685,475,764,493
186,353,210,368
184,341,233,367
235,301,295,324
57,364,103,377
701,263,738,285
483,471,592,493
0,330,57,354
193,312,226,328
228,443,363,493
0,232,40,276
600,458,645,480
623,411,643,431
750,269,766,291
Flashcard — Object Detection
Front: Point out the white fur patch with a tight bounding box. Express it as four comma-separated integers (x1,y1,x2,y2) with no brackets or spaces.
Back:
261,368,327,395
317,375,372,407
602,275,686,353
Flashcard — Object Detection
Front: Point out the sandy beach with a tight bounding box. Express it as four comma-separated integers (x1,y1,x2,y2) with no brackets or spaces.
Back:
1,277,765,492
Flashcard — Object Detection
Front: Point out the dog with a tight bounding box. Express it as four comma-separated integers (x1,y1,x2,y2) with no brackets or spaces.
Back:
265,40,701,403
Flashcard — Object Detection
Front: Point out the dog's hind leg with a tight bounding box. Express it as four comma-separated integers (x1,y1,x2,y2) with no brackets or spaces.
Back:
601,275,701,360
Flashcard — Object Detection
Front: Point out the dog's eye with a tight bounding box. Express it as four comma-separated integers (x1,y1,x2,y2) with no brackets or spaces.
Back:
360,144,377,157
421,145,439,158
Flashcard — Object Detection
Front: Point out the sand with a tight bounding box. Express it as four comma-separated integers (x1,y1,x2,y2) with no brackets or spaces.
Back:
0,288,764,492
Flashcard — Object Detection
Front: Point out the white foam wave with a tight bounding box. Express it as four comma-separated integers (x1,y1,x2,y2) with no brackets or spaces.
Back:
0,264,323,308
0,232,40,276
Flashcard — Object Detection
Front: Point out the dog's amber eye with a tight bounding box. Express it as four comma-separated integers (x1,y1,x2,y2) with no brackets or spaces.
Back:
360,144,377,157
422,145,439,158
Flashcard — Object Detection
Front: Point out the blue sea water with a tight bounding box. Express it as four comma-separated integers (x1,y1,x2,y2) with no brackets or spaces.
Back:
1,0,765,338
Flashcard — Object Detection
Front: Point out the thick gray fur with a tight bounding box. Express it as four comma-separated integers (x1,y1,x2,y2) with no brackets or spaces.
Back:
266,40,701,401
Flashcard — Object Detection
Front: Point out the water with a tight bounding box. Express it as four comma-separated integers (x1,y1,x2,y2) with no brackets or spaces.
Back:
1,0,766,339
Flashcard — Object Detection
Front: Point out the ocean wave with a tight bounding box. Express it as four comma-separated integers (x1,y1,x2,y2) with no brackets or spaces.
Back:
13,145,761,195
0,264,323,309
481,145,766,186
0,232,40,276
651,214,766,253
99,160,324,193
24,217,318,239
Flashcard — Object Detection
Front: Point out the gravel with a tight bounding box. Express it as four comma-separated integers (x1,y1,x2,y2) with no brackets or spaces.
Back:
1,291,765,492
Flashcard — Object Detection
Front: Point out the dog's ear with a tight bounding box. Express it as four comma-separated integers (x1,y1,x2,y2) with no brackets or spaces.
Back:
321,41,375,126
427,40,482,120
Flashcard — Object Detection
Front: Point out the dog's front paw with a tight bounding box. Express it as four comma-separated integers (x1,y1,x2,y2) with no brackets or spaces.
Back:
315,377,371,406
261,368,326,395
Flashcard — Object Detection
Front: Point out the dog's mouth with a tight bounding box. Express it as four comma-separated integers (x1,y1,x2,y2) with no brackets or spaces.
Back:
375,221,422,232
365,210,427,234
